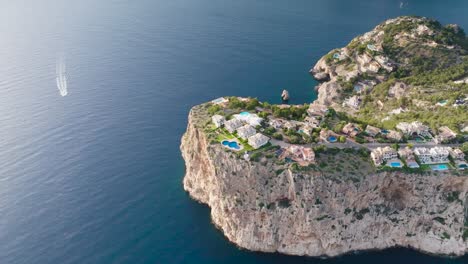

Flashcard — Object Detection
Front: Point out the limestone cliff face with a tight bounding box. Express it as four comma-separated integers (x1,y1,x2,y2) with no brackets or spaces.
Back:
182,110,468,257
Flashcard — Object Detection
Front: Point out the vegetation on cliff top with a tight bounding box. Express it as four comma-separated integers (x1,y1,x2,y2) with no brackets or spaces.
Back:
320,16,468,133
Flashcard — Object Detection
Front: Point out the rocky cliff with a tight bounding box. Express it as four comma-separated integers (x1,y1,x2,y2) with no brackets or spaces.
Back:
182,106,468,257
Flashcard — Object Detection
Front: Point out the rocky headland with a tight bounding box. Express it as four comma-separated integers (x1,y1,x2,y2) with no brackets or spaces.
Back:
181,16,468,257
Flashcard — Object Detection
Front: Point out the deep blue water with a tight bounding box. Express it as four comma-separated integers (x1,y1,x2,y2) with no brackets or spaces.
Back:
1,1,467,263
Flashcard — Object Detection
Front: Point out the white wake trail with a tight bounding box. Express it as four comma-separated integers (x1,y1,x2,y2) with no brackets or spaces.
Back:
56,56,68,97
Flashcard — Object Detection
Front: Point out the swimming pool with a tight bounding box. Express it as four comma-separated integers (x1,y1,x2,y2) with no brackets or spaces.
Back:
354,85,362,92
389,162,402,168
221,140,242,150
328,136,337,143
239,111,250,116
431,164,449,171
381,129,389,134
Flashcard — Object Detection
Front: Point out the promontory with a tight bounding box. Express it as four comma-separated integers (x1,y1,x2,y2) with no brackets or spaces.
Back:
181,16,468,257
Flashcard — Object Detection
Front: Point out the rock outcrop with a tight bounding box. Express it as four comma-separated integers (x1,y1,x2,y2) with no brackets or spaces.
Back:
182,107,468,257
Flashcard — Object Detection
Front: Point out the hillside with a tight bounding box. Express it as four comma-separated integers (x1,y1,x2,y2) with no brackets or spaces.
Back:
311,16,468,133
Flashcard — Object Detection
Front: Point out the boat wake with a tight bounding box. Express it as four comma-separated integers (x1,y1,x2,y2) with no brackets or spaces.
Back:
56,56,68,97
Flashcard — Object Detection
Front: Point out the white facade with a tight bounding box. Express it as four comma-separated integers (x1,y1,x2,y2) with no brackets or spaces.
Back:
449,148,465,160
224,119,243,133
233,113,264,127
248,133,270,149
268,119,284,129
343,96,361,109
371,146,398,166
385,130,403,142
414,147,450,164
236,125,256,139
212,115,225,128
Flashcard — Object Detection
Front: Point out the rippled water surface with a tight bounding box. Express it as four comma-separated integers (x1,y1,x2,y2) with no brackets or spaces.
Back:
1,0,467,263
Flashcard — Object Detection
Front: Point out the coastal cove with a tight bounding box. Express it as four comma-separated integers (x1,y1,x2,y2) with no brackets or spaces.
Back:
1,1,468,264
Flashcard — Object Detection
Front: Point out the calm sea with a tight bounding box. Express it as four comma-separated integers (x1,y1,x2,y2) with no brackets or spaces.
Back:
0,0,467,263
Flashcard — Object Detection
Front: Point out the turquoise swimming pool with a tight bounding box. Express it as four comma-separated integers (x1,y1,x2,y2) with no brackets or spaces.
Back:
389,162,402,168
239,111,250,116
222,140,242,150
431,164,449,171
328,136,337,143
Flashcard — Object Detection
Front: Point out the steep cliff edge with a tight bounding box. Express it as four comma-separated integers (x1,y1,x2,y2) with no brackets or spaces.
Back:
182,106,468,257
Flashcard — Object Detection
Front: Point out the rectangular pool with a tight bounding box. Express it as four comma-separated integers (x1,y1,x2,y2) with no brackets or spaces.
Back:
431,164,449,171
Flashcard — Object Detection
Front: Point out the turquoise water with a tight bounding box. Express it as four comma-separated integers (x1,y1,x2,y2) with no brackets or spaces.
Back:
222,140,241,150
240,112,250,116
431,164,449,171
390,162,402,168
1,0,468,263
328,136,338,143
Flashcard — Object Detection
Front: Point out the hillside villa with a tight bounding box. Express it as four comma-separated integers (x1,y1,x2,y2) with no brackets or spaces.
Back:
365,125,381,137
449,148,467,170
233,112,264,127
304,116,321,127
212,115,225,128
434,126,457,144
237,125,256,139
342,123,361,137
320,129,340,143
268,118,284,129
398,147,419,168
224,119,243,133
396,121,431,138
414,147,450,164
384,130,403,142
248,133,270,149
343,95,361,109
281,145,315,166
307,103,328,117
371,146,398,166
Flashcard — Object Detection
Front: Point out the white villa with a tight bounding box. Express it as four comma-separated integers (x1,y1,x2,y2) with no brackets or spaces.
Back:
343,96,361,109
248,133,270,149
237,125,256,139
374,55,394,72
342,123,361,137
212,115,225,128
396,121,431,137
448,148,465,160
268,118,284,129
371,146,398,166
304,116,320,128
224,119,243,133
398,147,419,168
233,112,264,127
283,120,300,130
285,146,315,165
385,130,403,142
307,103,328,117
300,125,315,136
365,125,381,137
414,147,450,164
434,126,457,144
